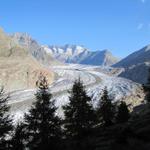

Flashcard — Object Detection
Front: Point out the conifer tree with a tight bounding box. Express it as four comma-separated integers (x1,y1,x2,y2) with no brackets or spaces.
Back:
0,87,13,149
24,75,62,150
116,101,130,123
63,79,96,150
10,122,26,150
97,87,115,127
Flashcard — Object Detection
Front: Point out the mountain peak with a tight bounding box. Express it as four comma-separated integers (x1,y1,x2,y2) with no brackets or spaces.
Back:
46,44,88,57
102,49,110,53
11,32,60,66
114,44,150,84
11,32,37,49
12,32,31,38
0,29,54,91
43,45,119,66
114,44,150,68
143,44,150,52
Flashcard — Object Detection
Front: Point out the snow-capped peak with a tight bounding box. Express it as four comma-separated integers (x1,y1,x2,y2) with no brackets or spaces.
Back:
42,45,119,66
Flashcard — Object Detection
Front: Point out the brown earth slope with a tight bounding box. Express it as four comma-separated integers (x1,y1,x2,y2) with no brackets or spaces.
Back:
0,28,54,91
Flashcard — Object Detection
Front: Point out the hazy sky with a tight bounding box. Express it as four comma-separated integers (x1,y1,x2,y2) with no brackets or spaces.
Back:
0,0,150,57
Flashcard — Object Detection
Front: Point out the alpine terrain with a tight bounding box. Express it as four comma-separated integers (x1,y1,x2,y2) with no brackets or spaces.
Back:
42,45,119,66
0,28,144,121
114,45,150,84
1,1,150,149
0,28,55,91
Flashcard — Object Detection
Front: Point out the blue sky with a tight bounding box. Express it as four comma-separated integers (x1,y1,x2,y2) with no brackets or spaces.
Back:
0,0,150,57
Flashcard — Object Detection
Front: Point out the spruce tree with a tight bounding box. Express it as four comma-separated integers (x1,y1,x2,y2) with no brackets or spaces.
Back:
116,101,130,123
10,122,26,150
24,75,62,150
0,87,13,149
97,87,115,127
63,79,96,150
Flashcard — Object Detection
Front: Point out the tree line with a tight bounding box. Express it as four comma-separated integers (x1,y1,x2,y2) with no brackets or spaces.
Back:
0,74,140,150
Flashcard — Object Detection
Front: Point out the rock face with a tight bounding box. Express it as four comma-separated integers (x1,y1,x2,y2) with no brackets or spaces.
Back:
80,49,119,66
43,45,119,66
114,45,150,84
0,29,54,91
11,33,60,66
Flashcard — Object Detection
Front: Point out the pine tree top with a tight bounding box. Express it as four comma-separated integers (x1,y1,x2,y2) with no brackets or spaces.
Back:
63,79,96,138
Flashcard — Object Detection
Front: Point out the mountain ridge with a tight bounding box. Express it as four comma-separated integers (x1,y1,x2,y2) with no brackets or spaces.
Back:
11,33,60,66
43,45,119,66
114,44,150,68
0,29,54,91
114,44,150,84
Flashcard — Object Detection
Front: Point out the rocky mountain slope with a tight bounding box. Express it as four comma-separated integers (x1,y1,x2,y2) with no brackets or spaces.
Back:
0,28,54,91
11,33,60,66
43,45,119,66
113,45,150,84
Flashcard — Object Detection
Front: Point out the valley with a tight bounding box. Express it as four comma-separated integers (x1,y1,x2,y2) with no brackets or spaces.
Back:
8,64,144,122
1,1,150,149
0,28,146,123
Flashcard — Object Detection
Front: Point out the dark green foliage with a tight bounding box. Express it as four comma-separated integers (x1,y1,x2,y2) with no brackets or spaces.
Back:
112,125,150,150
24,75,62,150
0,87,13,149
63,79,96,150
10,122,26,150
97,87,115,127
116,101,130,123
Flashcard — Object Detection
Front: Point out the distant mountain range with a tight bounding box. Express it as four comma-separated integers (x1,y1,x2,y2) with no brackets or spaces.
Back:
9,32,150,84
114,45,150,84
1,27,150,87
42,45,120,66
10,33,119,66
